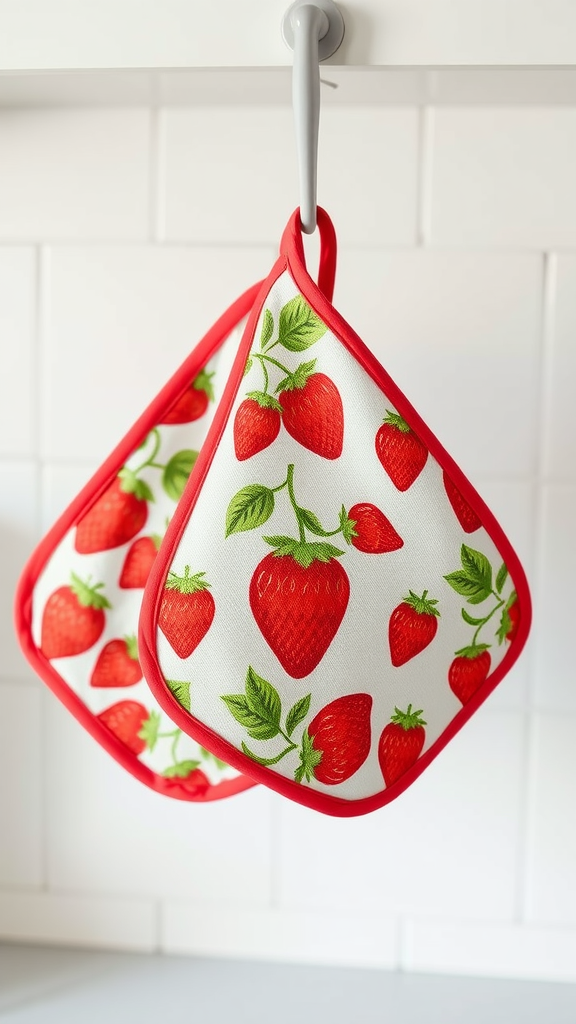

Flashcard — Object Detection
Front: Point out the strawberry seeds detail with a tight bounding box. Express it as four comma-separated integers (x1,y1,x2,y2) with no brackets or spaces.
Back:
158,567,215,659
378,705,426,787
41,573,111,659
75,472,151,554
388,590,440,667
448,646,491,704
234,394,282,461
250,551,350,679
375,410,428,492
90,635,143,688
347,502,404,554
119,534,161,589
443,470,481,534
222,668,371,787
97,700,149,755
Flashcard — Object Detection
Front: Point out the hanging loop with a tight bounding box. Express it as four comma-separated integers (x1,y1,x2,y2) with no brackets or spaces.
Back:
282,1,345,234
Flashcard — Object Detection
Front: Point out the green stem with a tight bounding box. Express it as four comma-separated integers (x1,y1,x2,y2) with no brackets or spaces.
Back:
253,352,292,377
242,741,297,766
472,595,504,646
286,464,306,544
170,730,181,764
260,358,270,394
132,428,162,475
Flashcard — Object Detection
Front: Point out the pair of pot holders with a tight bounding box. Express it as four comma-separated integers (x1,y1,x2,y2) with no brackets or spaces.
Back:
16,209,531,817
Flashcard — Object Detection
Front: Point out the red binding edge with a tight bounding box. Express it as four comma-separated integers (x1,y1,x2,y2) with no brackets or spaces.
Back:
139,208,532,818
14,282,264,803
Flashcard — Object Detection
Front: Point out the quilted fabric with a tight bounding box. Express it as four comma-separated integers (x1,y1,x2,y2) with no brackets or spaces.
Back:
139,209,531,817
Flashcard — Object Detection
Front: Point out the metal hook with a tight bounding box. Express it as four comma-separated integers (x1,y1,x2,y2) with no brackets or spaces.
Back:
282,1,345,234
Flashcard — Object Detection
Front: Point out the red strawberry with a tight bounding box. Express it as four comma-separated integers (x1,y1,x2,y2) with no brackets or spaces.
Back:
234,394,281,461
347,502,403,554
378,704,426,787
75,471,151,554
97,700,149,755
159,566,215,658
375,410,428,491
279,372,344,460
161,763,210,796
443,470,481,533
448,646,491,704
388,590,440,667
296,693,372,785
162,767,210,796
90,635,143,688
249,549,350,678
41,573,110,659
160,370,214,425
506,596,520,642
119,534,161,589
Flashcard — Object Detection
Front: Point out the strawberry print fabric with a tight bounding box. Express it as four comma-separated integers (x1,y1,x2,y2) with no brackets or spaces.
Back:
140,210,530,817
16,288,260,802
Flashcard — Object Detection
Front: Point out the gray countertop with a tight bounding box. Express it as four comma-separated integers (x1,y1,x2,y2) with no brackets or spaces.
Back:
1,943,576,1023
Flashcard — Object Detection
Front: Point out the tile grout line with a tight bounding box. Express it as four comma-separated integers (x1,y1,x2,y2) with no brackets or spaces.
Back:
415,105,434,247
513,250,557,925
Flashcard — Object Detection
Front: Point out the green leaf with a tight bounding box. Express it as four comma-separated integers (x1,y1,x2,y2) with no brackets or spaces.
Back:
119,467,154,503
138,710,161,752
162,450,198,501
461,608,487,626
193,369,215,402
260,308,274,348
294,729,322,784
244,666,281,734
298,508,329,537
460,545,493,591
166,679,191,712
276,359,317,393
263,537,345,568
285,694,311,737
225,485,274,537
496,609,512,645
277,296,327,352
243,356,253,378
241,741,294,766
246,390,283,412
221,693,279,741
444,571,492,605
162,760,200,778
495,563,509,594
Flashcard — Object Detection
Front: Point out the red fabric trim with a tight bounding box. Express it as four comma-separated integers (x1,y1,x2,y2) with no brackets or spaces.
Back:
14,282,264,803
139,208,532,818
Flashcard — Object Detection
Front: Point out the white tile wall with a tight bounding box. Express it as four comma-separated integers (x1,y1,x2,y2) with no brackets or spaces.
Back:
0,683,43,887
1,101,575,984
0,248,36,457
160,107,418,245
428,108,576,247
0,110,150,241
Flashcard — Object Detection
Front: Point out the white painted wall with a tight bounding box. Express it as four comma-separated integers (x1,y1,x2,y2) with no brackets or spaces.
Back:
0,101,575,983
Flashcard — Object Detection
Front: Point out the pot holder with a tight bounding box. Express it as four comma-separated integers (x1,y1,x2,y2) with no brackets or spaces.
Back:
139,208,531,818
15,283,263,802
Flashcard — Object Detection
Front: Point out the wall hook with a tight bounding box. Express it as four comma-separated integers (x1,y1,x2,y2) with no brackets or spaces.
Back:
282,1,345,234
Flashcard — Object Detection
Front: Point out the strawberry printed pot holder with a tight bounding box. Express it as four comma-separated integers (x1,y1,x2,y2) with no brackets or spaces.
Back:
15,285,262,802
139,208,531,818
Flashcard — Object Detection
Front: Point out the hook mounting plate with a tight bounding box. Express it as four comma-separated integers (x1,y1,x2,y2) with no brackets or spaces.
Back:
282,0,345,61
